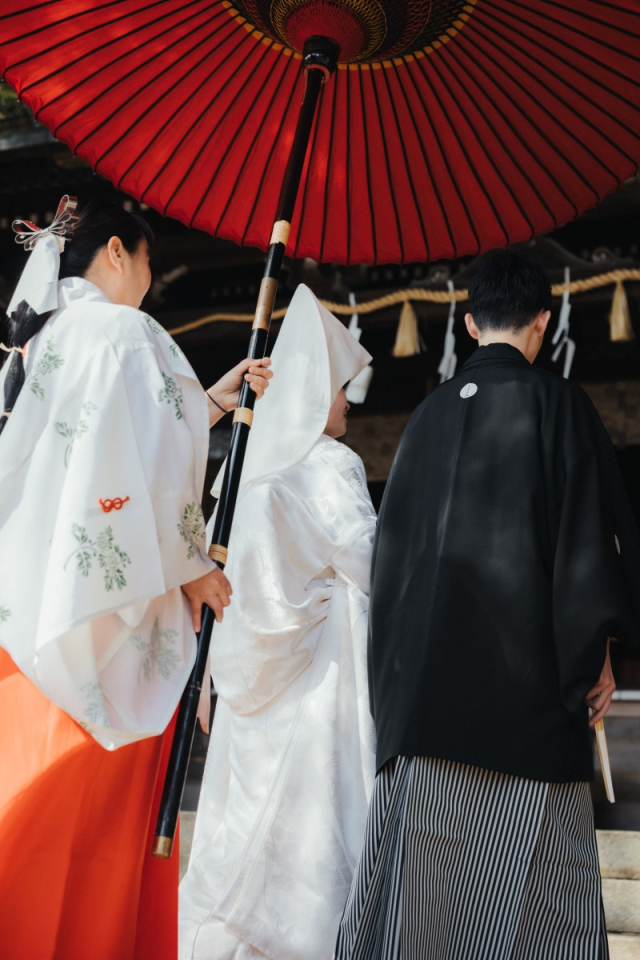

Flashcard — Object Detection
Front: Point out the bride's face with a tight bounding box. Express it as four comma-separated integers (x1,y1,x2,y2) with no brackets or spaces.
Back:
323,388,350,439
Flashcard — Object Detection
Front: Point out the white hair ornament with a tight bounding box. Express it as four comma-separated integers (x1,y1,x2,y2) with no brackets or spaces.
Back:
7,195,78,318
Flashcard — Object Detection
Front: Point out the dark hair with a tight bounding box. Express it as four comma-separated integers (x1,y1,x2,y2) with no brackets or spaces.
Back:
467,249,552,334
0,198,153,436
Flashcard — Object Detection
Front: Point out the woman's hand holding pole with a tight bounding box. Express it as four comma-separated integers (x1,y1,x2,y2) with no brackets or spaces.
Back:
206,356,272,425
181,568,232,630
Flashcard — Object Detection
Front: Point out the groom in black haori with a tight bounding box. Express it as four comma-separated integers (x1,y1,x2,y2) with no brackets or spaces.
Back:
335,250,640,960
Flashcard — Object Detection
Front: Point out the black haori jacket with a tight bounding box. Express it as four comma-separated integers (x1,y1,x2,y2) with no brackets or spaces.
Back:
369,343,640,783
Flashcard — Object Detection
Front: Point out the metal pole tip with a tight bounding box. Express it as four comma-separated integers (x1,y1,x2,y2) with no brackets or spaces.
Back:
153,835,173,859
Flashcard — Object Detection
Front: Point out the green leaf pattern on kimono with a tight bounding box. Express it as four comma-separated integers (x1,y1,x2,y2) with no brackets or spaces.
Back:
81,680,109,726
54,401,98,468
177,501,206,560
130,616,181,683
29,339,64,401
145,315,165,337
64,524,131,591
158,371,184,419
144,313,183,360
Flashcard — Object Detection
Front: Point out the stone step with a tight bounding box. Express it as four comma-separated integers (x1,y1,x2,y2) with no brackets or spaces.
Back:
603,879,640,936
598,831,640,938
608,934,640,960
598,830,640,881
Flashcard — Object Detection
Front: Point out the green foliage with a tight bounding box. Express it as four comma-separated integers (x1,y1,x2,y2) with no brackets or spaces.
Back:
0,80,27,123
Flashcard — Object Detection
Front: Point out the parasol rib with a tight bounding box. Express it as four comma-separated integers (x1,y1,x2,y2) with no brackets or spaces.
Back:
114,23,246,186
399,63,460,257
12,0,186,78
547,0,639,20
498,0,639,61
216,52,300,238
410,55,486,254
61,4,227,111
491,2,640,102
481,3,640,151
67,8,226,146
187,41,284,227
318,69,338,264
466,34,588,213
470,19,610,200
163,37,275,215
355,67,378,264
345,67,352,264
379,65,430,261
369,68,406,262
1,0,136,40
139,29,256,203
239,66,301,246
429,47,537,241
414,54,510,250
451,40,564,226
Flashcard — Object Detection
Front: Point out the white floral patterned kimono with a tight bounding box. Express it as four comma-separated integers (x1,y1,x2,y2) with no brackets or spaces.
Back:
0,276,213,749
180,284,377,960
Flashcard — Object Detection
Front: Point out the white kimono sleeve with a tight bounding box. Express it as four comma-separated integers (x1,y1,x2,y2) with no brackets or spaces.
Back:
208,439,376,716
287,441,376,593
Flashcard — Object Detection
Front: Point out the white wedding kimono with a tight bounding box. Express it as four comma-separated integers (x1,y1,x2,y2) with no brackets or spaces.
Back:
0,277,213,749
180,284,377,960
180,437,377,960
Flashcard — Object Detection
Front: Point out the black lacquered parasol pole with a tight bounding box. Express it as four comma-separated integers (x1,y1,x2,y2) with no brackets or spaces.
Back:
153,36,339,858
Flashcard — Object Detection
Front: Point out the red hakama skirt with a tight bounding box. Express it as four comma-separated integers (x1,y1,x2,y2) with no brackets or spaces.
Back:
0,649,178,960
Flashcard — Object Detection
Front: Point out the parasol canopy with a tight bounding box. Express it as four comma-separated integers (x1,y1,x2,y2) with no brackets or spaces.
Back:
1,0,639,265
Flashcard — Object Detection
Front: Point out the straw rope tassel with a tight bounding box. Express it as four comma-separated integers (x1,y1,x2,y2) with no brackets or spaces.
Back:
608,279,635,342
392,297,421,357
166,268,640,339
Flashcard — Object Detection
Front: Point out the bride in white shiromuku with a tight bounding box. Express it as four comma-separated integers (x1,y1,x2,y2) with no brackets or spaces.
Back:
180,285,377,960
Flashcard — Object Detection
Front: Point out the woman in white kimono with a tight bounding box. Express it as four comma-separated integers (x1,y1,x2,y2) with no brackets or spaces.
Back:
0,196,270,960
180,284,377,960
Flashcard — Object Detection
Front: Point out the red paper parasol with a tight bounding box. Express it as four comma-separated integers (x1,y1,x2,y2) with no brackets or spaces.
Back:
1,0,639,265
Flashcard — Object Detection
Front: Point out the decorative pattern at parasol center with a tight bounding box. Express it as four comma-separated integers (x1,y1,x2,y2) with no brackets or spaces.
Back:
229,0,476,62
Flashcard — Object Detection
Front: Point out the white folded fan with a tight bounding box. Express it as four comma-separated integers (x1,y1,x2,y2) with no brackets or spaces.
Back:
590,710,615,804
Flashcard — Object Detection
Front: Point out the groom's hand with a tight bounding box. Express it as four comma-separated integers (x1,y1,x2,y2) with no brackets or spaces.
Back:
585,638,616,725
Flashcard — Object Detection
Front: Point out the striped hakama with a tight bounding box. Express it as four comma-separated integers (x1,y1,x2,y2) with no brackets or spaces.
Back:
335,757,608,960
